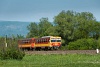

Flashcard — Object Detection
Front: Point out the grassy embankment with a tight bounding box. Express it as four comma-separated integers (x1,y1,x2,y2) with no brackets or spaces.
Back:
0,54,100,67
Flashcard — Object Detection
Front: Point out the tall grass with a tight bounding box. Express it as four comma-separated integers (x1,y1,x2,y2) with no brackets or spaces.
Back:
0,54,100,67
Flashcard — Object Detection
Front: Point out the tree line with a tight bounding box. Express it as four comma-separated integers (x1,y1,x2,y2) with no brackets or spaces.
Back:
27,10,100,49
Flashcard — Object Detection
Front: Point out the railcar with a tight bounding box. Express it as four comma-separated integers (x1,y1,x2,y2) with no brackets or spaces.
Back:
18,36,61,50
18,38,35,50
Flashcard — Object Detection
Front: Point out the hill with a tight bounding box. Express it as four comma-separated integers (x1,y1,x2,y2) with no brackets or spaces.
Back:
0,21,31,37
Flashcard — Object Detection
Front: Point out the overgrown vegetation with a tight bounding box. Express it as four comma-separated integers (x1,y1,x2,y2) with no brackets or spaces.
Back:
0,35,25,60
67,38,98,50
0,47,25,60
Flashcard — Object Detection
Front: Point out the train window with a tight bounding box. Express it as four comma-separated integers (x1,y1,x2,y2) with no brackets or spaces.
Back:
22,40,25,44
39,39,40,43
43,39,44,42
45,39,47,42
47,39,49,42
43,39,45,42
41,39,43,43
47,39,48,42
44,39,45,42
26,40,28,43
57,40,61,42
25,41,26,43
51,40,56,42
36,40,38,43
25,40,26,43
27,40,29,43
45,39,46,42
40,39,41,43
39,40,40,43
42,39,43,42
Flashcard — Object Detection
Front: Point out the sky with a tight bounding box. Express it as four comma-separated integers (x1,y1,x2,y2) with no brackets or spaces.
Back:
0,0,100,22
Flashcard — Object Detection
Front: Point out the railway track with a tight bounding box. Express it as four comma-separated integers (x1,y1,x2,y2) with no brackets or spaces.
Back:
25,50,99,55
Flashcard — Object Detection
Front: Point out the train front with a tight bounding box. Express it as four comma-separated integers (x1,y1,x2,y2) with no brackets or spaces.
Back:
50,37,61,50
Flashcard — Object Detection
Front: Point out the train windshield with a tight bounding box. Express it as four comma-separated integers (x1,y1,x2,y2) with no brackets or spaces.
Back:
57,40,61,42
51,38,61,42
51,40,56,42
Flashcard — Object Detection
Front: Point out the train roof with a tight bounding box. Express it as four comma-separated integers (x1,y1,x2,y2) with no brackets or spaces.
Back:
42,36,61,38
41,36,53,38
18,38,35,40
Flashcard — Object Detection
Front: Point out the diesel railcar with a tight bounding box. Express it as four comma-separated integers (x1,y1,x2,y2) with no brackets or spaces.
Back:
18,36,61,50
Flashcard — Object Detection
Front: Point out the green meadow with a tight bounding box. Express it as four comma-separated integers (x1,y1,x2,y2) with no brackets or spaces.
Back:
0,54,100,67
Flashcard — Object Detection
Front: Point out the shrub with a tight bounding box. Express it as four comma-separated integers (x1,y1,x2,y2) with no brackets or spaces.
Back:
60,45,68,50
67,38,98,50
97,38,100,49
87,38,98,49
0,47,25,60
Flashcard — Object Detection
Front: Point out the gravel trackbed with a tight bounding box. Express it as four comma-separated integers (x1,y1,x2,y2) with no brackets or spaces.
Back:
25,50,99,55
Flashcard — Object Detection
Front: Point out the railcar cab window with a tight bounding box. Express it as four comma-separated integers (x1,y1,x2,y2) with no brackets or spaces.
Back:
57,38,61,42
51,40,56,42
57,40,61,42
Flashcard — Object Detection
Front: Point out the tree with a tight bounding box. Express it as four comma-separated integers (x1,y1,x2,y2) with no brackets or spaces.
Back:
91,21,100,39
38,18,53,37
45,26,59,36
16,34,25,39
27,18,54,38
54,10,99,45
54,10,75,44
27,22,39,38
74,12,96,39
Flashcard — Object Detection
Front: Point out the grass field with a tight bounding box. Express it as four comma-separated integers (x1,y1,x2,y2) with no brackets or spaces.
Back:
0,54,100,67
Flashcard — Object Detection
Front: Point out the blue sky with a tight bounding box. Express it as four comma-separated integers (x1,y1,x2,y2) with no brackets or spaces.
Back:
0,0,100,22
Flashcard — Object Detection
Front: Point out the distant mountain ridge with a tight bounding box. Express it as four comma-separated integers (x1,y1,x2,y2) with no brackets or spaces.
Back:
0,21,31,37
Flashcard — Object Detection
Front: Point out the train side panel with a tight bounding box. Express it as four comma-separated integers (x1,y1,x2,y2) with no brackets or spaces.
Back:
34,37,51,47
18,38,35,49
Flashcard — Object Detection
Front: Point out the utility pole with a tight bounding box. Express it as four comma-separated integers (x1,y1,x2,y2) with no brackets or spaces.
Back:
5,35,7,47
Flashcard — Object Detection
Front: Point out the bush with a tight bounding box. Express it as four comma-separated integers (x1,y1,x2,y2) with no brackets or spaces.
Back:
67,38,98,50
0,47,25,60
60,45,68,50
97,38,100,49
